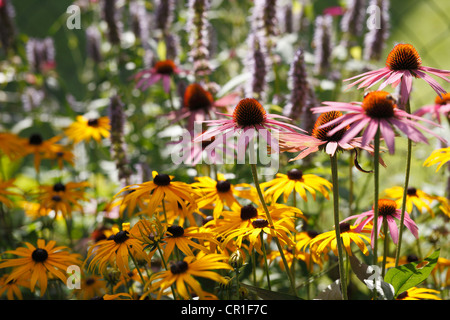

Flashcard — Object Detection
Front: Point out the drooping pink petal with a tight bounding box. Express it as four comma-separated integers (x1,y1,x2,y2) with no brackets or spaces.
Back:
415,69,447,97
379,119,395,154
361,118,379,147
386,215,399,244
162,75,171,93
378,70,404,91
389,118,428,144
325,141,338,156
339,117,372,145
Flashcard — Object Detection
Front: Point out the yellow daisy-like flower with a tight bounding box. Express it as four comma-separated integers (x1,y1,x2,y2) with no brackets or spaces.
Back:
85,223,151,276
0,132,27,160
306,223,372,257
21,201,53,219
64,115,111,144
423,146,450,172
73,274,107,300
0,179,22,208
383,186,436,217
379,254,419,269
221,217,295,255
143,253,232,300
261,169,332,204
161,225,217,261
22,133,62,172
0,274,30,300
396,287,441,300
192,174,257,220
113,171,200,218
0,239,82,297
47,145,75,170
37,181,89,218
295,230,326,267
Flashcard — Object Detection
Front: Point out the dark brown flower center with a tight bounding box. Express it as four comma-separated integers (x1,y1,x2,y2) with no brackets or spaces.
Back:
396,291,408,300
29,133,43,145
51,195,62,202
252,218,269,228
377,199,397,217
407,187,417,196
170,260,188,275
287,169,303,180
154,60,176,75
153,174,171,186
312,111,348,142
31,248,48,262
167,225,184,238
184,83,214,111
361,91,396,119
339,222,351,233
407,254,419,263
240,204,258,221
232,98,267,127
386,44,422,71
216,180,231,193
53,182,66,192
113,230,129,244
87,118,99,127
86,277,96,286
307,230,319,238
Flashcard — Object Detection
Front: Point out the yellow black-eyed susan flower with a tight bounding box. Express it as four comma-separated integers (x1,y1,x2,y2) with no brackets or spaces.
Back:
0,274,30,300
396,287,441,300
0,239,82,297
383,186,436,217
64,115,111,144
261,169,332,204
142,253,232,300
85,223,151,276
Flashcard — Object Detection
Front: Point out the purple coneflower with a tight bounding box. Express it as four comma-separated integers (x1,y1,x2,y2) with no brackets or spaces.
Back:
345,43,450,105
414,93,450,124
194,98,304,151
312,91,446,154
341,198,419,246
134,59,181,93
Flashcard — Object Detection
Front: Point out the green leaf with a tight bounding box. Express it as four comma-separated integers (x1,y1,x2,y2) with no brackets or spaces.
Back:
240,283,302,300
384,249,440,296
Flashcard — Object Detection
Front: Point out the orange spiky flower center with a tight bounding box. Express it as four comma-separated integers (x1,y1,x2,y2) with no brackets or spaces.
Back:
312,111,348,142
361,91,397,119
154,60,176,75
377,199,397,217
232,98,267,127
434,93,450,105
386,44,422,71
184,83,214,111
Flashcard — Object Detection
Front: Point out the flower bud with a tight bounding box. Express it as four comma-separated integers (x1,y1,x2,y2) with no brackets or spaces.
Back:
229,249,244,269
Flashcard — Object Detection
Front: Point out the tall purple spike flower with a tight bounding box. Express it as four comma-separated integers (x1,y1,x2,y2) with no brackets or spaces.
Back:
102,0,122,45
129,1,150,43
155,0,175,33
313,15,333,76
0,0,16,53
109,95,131,185
283,48,310,121
363,0,390,61
245,34,267,101
341,0,366,38
187,0,212,79
26,37,55,73
85,26,102,63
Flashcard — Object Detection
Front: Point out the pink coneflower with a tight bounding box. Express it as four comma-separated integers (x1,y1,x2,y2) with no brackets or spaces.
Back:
168,83,238,132
279,111,385,163
344,43,450,105
311,91,446,154
414,93,450,124
341,199,419,246
194,98,304,151
134,59,181,93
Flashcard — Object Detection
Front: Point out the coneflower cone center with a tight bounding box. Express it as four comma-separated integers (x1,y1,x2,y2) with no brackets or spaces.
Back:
233,98,267,127
170,261,188,274
216,180,231,193
31,248,48,262
377,199,397,217
29,133,43,145
435,93,450,105
386,44,421,71
167,225,184,237
312,111,347,142
240,204,258,221
184,84,214,111
154,60,176,75
153,174,171,186
287,169,303,180
362,91,396,119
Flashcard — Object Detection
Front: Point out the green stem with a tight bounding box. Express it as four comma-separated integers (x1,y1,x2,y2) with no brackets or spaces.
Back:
250,163,297,296
382,219,389,277
260,232,271,291
395,100,412,267
373,129,381,266
330,154,348,300
156,243,177,299
127,247,146,285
